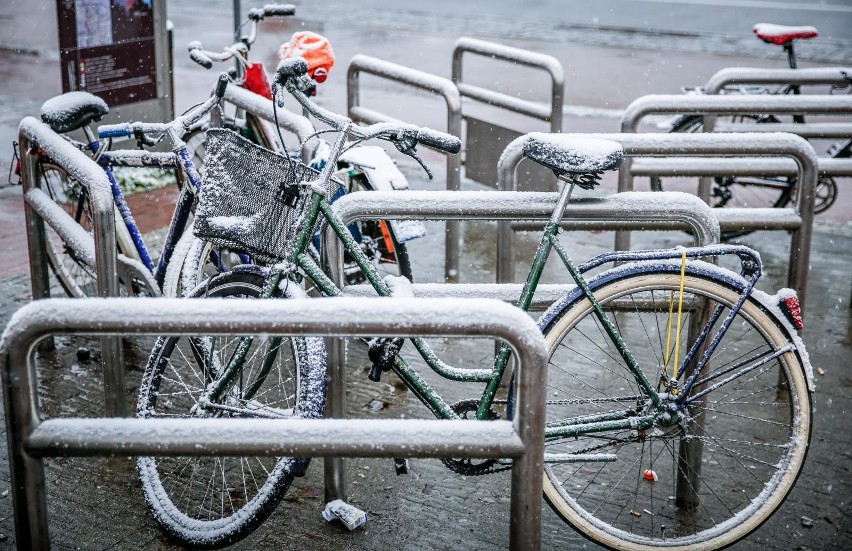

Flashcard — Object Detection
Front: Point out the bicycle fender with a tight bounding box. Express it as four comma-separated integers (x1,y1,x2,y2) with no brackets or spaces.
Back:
748,288,815,392
338,145,427,243
339,145,409,191
537,262,815,393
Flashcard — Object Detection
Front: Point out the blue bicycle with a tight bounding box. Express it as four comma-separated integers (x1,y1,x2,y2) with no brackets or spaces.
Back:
33,75,235,297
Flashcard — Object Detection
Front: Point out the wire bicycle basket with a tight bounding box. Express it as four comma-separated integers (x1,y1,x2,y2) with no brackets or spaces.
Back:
194,128,329,263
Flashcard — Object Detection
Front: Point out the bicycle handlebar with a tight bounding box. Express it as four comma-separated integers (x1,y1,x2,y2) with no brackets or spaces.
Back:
187,4,295,69
189,48,214,69
273,58,463,155
98,73,230,141
415,128,462,154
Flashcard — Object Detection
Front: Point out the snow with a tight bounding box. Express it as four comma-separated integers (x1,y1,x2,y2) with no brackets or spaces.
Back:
340,145,408,191
40,91,108,121
19,117,114,213
523,133,623,174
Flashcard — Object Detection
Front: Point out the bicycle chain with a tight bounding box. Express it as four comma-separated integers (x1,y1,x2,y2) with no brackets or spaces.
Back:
441,400,512,476
443,396,646,474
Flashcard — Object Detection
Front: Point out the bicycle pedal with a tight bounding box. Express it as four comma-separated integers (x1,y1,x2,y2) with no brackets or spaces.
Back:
291,457,310,477
368,337,404,373
368,364,383,382
393,458,409,475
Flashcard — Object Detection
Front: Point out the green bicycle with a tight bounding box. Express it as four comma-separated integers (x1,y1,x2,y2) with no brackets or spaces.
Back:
136,58,813,550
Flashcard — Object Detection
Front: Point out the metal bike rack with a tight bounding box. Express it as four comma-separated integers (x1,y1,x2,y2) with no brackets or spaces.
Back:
452,38,564,192
326,190,719,290
632,156,852,179
619,94,852,204
702,67,852,133
347,54,463,282
347,42,565,282
2,297,547,550
217,85,318,163
704,67,852,95
17,117,125,417
597,131,818,309
320,189,719,503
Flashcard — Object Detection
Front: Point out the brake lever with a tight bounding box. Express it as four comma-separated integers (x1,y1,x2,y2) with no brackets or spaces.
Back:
133,128,158,149
392,135,433,179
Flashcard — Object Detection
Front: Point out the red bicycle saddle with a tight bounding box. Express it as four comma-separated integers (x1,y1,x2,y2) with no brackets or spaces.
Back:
753,23,818,45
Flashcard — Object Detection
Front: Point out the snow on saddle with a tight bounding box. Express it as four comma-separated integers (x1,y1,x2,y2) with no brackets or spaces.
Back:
753,23,818,46
522,133,623,189
40,92,109,134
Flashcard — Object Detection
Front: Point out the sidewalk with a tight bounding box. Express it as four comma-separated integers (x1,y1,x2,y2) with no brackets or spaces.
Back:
0,2,850,549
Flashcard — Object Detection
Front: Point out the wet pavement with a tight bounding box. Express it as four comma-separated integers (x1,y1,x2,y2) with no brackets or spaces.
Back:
0,1,851,549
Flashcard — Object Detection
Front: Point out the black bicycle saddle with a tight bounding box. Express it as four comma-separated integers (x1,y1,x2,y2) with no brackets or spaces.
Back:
40,92,109,134
523,133,623,176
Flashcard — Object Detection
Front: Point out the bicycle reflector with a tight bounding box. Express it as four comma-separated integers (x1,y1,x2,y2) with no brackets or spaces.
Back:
778,294,804,331
278,31,335,83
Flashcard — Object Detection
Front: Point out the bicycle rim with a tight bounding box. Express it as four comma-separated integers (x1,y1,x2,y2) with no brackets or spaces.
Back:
541,270,811,550
39,162,98,297
343,174,413,284
136,271,327,548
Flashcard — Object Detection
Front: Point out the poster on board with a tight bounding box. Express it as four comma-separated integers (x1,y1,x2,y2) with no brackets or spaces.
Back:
56,0,158,107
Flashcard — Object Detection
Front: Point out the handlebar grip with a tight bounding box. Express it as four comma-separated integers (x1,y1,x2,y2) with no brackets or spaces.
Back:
189,49,213,69
248,3,295,21
215,73,230,98
263,3,296,17
416,128,462,154
274,57,308,87
98,123,132,139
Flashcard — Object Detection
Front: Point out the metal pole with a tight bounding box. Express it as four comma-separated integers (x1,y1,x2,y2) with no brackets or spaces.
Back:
18,118,125,416
2,297,547,551
232,0,241,37
347,55,463,282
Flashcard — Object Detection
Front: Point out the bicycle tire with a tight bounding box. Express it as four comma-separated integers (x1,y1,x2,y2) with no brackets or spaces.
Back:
38,161,142,296
649,115,793,240
344,172,413,284
184,129,208,178
163,227,248,297
136,269,327,548
540,267,811,550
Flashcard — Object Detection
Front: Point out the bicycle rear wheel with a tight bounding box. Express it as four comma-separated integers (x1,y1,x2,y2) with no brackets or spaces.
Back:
540,268,811,550
649,115,793,239
38,161,97,297
137,270,327,548
342,172,412,284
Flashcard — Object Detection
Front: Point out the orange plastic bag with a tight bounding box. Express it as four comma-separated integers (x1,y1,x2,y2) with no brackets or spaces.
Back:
279,31,335,83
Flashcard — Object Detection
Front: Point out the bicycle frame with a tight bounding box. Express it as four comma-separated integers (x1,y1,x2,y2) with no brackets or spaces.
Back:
204,167,773,443
54,126,215,290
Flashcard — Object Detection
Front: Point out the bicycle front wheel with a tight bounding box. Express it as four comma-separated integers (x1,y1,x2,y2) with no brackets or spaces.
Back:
541,269,811,550
137,270,327,548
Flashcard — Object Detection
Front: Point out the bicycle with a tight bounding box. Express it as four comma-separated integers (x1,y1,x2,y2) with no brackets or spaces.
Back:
651,22,851,239
132,57,813,550
183,4,420,286
32,75,233,298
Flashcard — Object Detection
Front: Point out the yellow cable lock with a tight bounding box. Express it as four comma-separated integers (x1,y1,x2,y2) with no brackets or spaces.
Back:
662,247,689,392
